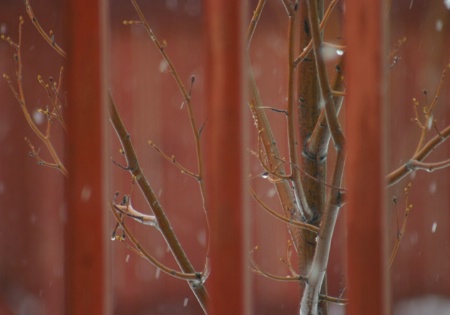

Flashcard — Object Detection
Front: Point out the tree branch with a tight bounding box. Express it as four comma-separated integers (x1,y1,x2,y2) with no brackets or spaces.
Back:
387,124,450,186
109,93,208,313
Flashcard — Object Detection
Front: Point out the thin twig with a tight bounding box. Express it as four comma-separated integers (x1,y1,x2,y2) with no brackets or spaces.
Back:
250,188,319,233
148,140,198,179
407,159,450,173
388,183,413,269
25,0,67,58
413,65,450,154
246,0,266,49
387,124,450,186
319,294,348,305
249,246,307,282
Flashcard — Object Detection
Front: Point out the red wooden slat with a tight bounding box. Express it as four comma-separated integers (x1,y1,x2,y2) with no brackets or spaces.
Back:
204,1,251,314
345,2,389,315
65,1,110,314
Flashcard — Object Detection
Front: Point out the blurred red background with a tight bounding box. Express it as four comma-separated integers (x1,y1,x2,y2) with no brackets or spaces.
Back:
0,0,449,314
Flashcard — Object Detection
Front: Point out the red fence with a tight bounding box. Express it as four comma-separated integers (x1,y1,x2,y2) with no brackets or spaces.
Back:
1,1,450,314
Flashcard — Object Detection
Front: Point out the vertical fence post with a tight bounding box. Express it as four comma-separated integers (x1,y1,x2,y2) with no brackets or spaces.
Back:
204,1,250,314
345,1,389,315
65,0,110,314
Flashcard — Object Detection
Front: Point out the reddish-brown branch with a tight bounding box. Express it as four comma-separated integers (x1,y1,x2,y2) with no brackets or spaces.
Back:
388,183,413,269
387,124,450,186
300,0,346,313
2,17,67,177
110,203,200,281
109,94,208,313
250,188,319,233
25,0,67,58
285,4,312,219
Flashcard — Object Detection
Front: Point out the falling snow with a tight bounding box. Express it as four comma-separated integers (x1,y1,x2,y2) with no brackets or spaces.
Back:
429,181,437,194
267,188,276,198
165,0,178,11
431,222,437,233
159,60,169,72
32,109,44,125
0,23,6,34
427,115,434,130
409,231,418,245
322,46,339,61
395,295,450,315
197,229,206,246
80,186,92,202
436,19,443,32
445,0,450,10
184,0,201,16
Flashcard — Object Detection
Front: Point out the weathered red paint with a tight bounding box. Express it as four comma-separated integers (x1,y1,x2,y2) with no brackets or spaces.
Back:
345,2,389,315
204,1,250,314
65,1,110,314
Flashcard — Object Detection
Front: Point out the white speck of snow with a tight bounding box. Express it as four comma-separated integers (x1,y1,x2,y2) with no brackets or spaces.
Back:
60,203,67,223
185,0,201,16
30,214,37,224
80,186,92,201
445,0,450,10
394,295,450,315
155,268,161,279
436,19,443,31
429,181,437,194
165,0,178,11
410,171,416,180
261,172,269,179
183,298,189,307
153,246,164,258
267,188,276,198
336,49,344,56
427,115,433,130
134,260,152,281
409,231,418,245
33,109,45,125
197,229,206,246
125,254,130,263
0,23,6,34
322,46,337,61
432,222,437,233
159,60,168,72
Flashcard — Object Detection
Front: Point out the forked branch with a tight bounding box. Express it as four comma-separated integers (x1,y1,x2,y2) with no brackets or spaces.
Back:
109,93,208,313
